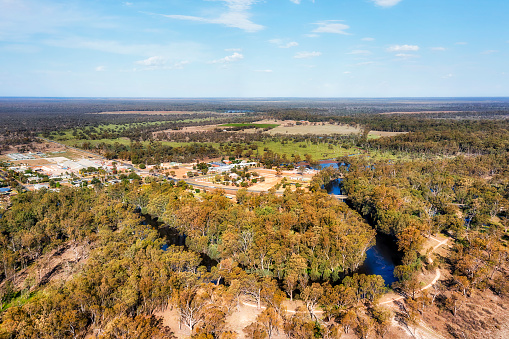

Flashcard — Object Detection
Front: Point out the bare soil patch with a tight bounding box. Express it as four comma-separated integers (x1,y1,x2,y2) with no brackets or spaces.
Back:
155,303,271,339
7,158,52,166
0,243,90,293
1,141,66,156
420,289,509,339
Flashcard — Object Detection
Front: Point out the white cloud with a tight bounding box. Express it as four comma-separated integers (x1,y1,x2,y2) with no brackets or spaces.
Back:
135,56,190,70
304,34,319,38
482,50,498,55
255,69,273,73
431,47,446,51
137,56,166,67
283,42,298,48
442,73,453,79
362,37,375,41
355,61,375,66
348,50,372,55
161,0,263,32
123,2,133,6
0,1,110,42
312,21,350,35
269,39,298,48
290,0,301,3
395,53,419,58
387,44,419,52
371,0,403,7
294,51,322,59
225,48,242,52
2,44,39,53
95,66,105,72
173,60,190,69
344,71,351,74
210,52,244,63
44,37,203,60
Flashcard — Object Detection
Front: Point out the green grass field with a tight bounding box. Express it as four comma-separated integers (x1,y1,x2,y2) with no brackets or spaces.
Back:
253,140,362,160
60,137,359,161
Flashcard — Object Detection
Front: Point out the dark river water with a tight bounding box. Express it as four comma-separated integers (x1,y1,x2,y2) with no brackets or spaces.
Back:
326,178,344,195
326,178,398,286
356,235,398,285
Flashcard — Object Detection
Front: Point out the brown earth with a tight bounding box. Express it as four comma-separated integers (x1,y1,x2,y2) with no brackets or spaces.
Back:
419,289,509,339
0,141,66,158
0,242,91,293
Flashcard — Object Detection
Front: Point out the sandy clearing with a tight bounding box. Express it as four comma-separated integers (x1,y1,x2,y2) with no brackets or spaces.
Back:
154,302,285,339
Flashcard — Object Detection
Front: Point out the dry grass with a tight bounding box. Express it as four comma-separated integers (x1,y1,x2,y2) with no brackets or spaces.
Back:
264,120,362,135
156,124,221,135
368,130,409,139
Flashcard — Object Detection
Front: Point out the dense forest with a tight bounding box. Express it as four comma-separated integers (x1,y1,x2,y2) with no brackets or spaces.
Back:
0,183,386,338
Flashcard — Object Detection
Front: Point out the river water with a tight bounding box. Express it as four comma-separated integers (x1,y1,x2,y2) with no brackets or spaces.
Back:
326,178,398,286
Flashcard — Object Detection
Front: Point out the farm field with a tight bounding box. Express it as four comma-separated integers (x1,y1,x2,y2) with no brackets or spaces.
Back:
367,130,409,139
265,120,362,135
219,123,279,129
252,140,362,160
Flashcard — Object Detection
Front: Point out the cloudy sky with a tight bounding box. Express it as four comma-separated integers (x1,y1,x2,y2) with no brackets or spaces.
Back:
1,0,508,97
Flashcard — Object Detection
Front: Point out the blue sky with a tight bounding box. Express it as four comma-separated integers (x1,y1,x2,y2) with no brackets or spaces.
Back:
1,0,508,97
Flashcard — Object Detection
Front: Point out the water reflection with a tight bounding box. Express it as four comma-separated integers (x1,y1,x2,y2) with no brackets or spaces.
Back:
356,235,398,286
326,178,344,195
326,178,398,286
